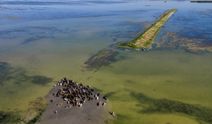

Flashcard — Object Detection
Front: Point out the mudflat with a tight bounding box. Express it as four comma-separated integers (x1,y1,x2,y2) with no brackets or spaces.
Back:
36,78,112,124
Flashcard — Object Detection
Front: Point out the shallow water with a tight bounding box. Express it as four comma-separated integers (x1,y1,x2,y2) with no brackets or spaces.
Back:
0,0,212,124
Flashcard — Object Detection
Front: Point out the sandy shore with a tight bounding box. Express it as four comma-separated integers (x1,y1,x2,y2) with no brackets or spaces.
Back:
36,79,112,124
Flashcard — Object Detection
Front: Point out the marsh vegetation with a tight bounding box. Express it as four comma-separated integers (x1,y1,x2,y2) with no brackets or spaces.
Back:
119,9,176,49
0,62,52,86
131,92,212,124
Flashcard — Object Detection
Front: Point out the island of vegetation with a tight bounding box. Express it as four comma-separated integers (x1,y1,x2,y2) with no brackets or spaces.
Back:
119,9,177,49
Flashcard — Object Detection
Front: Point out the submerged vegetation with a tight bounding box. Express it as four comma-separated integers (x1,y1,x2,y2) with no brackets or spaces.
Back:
131,92,212,124
0,62,12,85
157,32,212,53
0,111,21,124
24,97,47,124
30,75,52,85
0,62,52,86
84,48,121,70
0,97,46,124
0,26,64,45
0,62,50,123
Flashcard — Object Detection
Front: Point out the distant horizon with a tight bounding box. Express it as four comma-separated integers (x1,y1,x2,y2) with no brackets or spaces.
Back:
0,0,189,2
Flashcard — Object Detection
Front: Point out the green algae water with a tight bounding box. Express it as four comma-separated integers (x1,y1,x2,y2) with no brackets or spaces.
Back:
0,0,212,124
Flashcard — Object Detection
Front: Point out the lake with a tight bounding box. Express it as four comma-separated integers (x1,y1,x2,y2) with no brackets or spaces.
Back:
0,0,212,124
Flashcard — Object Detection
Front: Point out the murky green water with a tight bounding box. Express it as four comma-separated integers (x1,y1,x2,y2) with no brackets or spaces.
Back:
0,0,212,124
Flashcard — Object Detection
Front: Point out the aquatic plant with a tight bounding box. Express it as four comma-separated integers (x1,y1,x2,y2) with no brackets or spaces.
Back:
104,91,117,98
22,35,50,44
0,97,47,124
24,97,47,124
0,26,64,45
157,32,212,53
131,92,212,124
0,62,12,85
118,42,138,49
30,75,52,85
0,61,52,86
0,111,22,124
84,48,120,70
